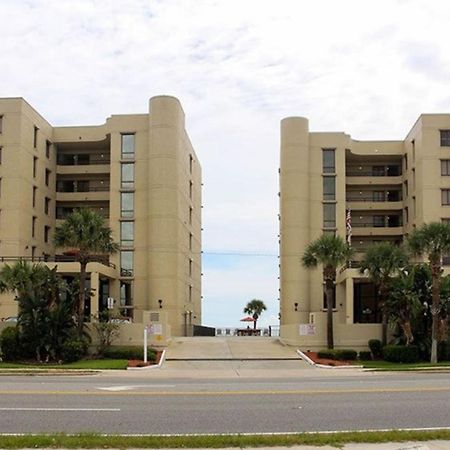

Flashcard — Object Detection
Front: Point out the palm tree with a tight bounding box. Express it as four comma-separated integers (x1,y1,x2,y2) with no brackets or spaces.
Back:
408,222,450,363
243,299,267,330
360,242,408,346
302,234,354,349
54,209,119,333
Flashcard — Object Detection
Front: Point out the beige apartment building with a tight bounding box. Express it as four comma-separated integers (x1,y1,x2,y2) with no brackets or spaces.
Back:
0,95,202,338
279,114,450,349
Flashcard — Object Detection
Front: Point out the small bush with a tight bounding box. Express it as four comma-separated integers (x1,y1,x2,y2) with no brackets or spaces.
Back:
438,341,450,361
359,351,372,361
368,339,382,358
317,349,357,361
382,345,420,363
102,346,156,361
0,326,21,361
61,337,89,362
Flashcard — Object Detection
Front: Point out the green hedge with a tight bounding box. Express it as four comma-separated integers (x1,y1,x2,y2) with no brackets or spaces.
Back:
0,326,21,361
317,349,357,361
382,345,420,363
103,346,157,361
359,351,372,361
368,339,382,358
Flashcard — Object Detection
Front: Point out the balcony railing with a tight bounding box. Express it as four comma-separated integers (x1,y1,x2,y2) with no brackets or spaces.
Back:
57,154,111,166
346,195,402,202
346,167,402,177
352,222,403,228
56,183,110,193
0,255,115,269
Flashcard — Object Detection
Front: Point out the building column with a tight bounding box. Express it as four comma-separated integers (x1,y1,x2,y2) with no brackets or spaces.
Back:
345,277,354,324
90,271,100,318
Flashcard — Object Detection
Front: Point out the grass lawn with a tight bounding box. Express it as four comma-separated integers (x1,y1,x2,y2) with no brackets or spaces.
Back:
0,359,129,370
0,430,450,448
361,360,450,370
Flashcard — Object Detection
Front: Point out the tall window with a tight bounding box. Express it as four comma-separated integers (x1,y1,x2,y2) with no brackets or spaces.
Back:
0,115,3,133
46,141,51,158
189,154,194,174
323,203,336,228
189,232,193,250
32,216,36,237
32,186,37,207
44,226,50,243
121,192,134,218
189,206,193,225
33,126,38,148
45,169,51,186
121,163,134,189
442,160,450,176
44,197,50,215
33,157,37,178
442,189,450,205
323,176,335,200
189,180,193,199
440,130,450,147
120,251,134,277
120,221,134,246
121,134,135,159
322,149,336,173
0,147,2,164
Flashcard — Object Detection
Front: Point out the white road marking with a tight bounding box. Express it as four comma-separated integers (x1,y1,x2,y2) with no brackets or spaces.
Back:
0,408,120,412
97,384,174,391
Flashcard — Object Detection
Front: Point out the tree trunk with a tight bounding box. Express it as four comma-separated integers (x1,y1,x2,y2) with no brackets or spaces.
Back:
78,261,88,335
379,285,388,347
430,261,440,364
324,269,335,350
253,313,258,330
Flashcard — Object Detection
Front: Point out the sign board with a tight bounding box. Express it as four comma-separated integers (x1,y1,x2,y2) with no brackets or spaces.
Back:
107,297,114,309
299,324,316,336
146,323,163,335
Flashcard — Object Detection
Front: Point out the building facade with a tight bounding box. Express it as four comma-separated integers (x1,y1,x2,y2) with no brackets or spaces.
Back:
279,114,450,348
0,96,201,337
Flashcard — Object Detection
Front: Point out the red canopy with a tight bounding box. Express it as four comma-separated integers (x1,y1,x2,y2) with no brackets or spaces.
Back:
240,316,256,322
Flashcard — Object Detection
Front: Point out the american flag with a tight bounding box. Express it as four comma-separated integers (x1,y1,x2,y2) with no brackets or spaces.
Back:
346,209,352,246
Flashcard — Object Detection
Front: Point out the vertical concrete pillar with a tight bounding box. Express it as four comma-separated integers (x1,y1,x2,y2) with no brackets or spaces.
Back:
345,277,354,324
280,117,310,325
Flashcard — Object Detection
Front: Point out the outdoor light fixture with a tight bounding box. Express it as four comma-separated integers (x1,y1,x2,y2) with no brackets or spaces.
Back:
158,299,163,309
294,302,298,311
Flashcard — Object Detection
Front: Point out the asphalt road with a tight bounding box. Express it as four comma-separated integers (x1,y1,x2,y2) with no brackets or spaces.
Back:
0,371,449,434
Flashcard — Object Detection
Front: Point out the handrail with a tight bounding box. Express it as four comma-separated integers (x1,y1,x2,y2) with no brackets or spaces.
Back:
0,255,116,269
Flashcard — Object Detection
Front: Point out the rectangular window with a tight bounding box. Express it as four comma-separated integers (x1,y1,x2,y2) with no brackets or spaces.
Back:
44,197,50,215
44,226,50,243
45,169,51,186
404,181,408,197
189,285,192,303
121,192,134,218
441,130,450,147
373,215,385,227
46,141,51,158
31,246,36,261
322,176,335,200
120,221,134,246
189,207,193,225
0,147,2,164
121,163,134,189
32,216,36,237
189,258,193,277
405,207,409,223
121,134,135,159
403,153,408,171
189,232,193,251
0,115,3,133
441,160,450,176
120,250,134,277
323,203,336,228
32,186,37,207
322,149,335,173
33,126,38,148
0,178,2,197
372,166,385,176
189,180,193,199
442,189,450,206
120,281,133,306
373,191,385,202
189,154,194,174
33,157,37,178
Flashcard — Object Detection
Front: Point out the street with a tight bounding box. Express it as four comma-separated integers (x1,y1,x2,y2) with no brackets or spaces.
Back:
0,370,449,434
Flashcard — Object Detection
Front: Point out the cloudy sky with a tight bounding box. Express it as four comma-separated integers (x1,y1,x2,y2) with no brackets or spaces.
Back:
2,0,450,328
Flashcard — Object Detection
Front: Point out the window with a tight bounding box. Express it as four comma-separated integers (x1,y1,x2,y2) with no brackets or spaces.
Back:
120,250,134,277
45,169,51,186
189,180,193,199
0,147,2,164
44,226,50,243
44,197,50,215
0,115,3,133
120,221,134,246
120,281,133,306
32,187,37,207
121,163,134,189
322,149,335,173
31,246,36,261
441,130,450,147
323,176,335,200
189,206,193,225
372,166,385,176
33,126,38,148
404,181,408,197
121,192,134,218
33,157,37,178
373,215,385,227
189,285,192,303
189,154,194,174
443,218,450,227
189,232,193,251
32,216,36,237
0,178,2,197
403,153,408,171
323,203,336,228
442,189,450,205
46,141,51,158
442,160,450,176
404,207,409,223
121,134,135,159
373,191,385,202
189,258,193,277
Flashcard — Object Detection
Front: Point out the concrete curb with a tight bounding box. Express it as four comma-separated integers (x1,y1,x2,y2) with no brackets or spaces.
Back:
127,349,167,371
296,349,363,369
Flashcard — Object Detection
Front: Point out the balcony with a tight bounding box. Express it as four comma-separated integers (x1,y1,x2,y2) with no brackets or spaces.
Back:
56,180,110,202
346,190,402,211
346,164,402,186
56,205,109,220
351,214,403,236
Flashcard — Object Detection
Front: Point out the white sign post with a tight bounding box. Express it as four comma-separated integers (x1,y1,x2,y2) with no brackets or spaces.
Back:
143,326,148,363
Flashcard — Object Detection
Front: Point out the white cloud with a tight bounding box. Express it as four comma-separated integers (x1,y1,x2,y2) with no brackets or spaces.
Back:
2,0,450,326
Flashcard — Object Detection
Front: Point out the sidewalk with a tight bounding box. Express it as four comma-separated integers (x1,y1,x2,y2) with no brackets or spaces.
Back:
185,443,450,449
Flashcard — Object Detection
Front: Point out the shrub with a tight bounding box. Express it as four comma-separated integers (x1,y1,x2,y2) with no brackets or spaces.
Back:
359,351,372,361
317,349,357,361
438,341,450,361
368,339,382,358
60,337,89,362
0,326,21,361
102,346,156,361
382,345,420,363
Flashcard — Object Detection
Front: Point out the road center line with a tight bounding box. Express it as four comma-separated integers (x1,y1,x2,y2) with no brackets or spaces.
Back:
0,407,120,412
